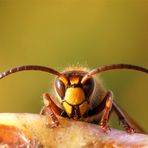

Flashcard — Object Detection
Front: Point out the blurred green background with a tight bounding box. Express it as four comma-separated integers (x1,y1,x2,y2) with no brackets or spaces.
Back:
0,0,147,131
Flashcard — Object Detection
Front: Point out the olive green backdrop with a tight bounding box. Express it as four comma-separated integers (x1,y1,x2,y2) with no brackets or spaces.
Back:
0,0,147,131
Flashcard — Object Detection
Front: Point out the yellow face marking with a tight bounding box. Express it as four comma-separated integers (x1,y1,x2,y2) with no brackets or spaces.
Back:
70,76,79,85
59,75,68,86
64,87,85,105
79,101,89,116
63,102,72,116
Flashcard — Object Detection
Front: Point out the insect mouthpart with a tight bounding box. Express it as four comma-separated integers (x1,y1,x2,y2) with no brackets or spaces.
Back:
62,101,89,120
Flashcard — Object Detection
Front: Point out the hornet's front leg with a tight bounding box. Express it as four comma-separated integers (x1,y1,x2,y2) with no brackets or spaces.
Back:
40,93,63,128
100,92,135,133
100,91,113,133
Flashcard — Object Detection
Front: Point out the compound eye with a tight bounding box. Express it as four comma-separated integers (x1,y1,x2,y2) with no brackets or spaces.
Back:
55,78,66,98
83,78,94,97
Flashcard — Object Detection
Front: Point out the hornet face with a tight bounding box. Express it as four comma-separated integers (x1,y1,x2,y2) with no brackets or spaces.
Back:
54,70,94,120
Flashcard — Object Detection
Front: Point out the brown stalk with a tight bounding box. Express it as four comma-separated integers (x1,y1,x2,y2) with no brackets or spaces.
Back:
0,113,147,148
